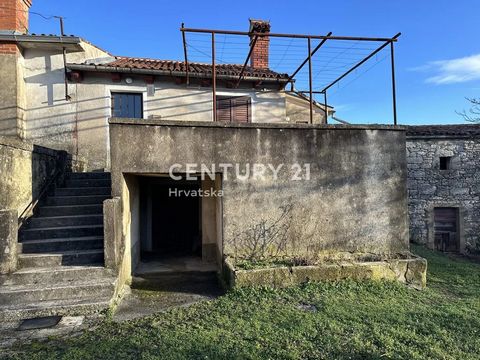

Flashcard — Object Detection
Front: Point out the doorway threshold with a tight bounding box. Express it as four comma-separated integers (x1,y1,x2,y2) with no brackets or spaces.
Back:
135,255,217,276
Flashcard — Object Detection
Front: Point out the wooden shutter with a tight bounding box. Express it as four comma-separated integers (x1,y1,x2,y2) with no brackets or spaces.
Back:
216,97,232,122
215,96,251,123
232,96,251,123
112,93,143,118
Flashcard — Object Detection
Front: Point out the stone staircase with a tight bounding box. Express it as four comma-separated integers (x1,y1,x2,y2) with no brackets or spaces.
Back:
0,172,117,321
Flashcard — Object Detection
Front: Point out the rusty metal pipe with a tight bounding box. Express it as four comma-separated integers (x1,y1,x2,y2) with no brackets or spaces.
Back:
308,37,313,124
235,35,258,88
321,33,401,93
286,32,332,84
180,27,399,42
212,32,217,121
181,23,190,85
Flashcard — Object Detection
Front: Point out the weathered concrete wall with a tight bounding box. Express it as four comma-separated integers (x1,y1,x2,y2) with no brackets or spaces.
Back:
406,137,480,252
0,135,65,218
0,209,18,274
110,119,409,265
103,197,122,270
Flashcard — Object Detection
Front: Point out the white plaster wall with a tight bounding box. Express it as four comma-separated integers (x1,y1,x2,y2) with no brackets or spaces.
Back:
22,40,287,170
23,41,111,169
286,96,326,124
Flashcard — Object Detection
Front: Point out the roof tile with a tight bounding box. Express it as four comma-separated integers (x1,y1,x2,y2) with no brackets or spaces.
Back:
407,124,480,137
81,56,289,80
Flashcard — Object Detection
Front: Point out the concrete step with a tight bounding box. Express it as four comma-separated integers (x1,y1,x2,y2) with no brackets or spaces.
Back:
36,204,103,217
0,279,115,306
65,178,111,188
68,172,111,180
25,214,104,229
18,250,104,268
19,236,103,254
45,195,110,206
0,297,113,322
20,224,103,241
0,265,110,286
56,187,111,197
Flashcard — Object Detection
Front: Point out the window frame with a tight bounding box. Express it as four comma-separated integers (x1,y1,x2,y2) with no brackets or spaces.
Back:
111,92,144,119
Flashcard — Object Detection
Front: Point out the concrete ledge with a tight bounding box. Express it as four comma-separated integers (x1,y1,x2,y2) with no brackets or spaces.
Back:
109,117,406,131
0,136,59,157
0,210,18,275
224,254,427,290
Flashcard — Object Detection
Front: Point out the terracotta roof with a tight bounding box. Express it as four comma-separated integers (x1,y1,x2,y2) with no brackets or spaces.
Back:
74,56,289,81
407,124,480,137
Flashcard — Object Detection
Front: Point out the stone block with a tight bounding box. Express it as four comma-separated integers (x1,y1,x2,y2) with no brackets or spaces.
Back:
405,257,427,290
225,255,428,290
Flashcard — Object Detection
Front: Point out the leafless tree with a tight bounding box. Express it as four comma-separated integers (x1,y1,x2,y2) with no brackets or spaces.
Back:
457,97,480,123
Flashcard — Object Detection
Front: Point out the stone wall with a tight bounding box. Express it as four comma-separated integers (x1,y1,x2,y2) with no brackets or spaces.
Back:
109,119,409,275
406,137,480,252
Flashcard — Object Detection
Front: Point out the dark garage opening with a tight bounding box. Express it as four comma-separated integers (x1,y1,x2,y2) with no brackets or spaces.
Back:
140,177,202,259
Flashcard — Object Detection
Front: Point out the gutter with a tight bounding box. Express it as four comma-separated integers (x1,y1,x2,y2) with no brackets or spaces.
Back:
331,115,350,124
67,63,290,83
289,91,334,111
0,34,81,45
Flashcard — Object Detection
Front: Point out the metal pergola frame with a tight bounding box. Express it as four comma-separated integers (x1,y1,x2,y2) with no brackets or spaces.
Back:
180,26,401,125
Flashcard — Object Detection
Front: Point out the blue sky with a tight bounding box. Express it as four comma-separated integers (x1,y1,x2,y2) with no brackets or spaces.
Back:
29,0,480,125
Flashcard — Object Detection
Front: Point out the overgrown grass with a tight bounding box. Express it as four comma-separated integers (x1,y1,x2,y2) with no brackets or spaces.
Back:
5,246,480,360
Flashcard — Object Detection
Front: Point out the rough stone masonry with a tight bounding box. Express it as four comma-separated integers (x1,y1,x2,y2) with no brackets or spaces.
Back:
406,125,480,253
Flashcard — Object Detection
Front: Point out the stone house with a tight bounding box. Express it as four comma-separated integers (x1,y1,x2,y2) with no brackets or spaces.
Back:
407,125,480,254
0,0,424,321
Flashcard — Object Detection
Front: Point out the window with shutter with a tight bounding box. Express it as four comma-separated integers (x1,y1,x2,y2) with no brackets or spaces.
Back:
111,92,143,118
216,96,251,123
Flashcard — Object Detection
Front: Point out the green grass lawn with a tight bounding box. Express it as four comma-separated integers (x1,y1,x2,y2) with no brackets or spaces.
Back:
6,246,480,360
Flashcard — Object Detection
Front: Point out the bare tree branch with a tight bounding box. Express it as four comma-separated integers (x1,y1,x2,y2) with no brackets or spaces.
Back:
457,97,480,123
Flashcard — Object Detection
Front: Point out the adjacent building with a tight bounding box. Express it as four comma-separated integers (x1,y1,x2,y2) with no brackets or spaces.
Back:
407,125,480,254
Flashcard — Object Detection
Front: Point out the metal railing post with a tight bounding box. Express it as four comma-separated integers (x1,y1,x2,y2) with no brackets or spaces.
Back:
390,41,398,125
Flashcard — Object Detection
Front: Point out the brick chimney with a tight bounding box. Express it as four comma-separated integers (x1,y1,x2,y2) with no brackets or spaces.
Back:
249,19,270,69
0,0,32,35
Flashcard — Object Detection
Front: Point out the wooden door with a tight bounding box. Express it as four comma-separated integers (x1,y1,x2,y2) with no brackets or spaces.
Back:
434,207,459,252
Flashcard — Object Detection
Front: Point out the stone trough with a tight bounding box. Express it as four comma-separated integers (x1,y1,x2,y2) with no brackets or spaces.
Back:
223,254,427,290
